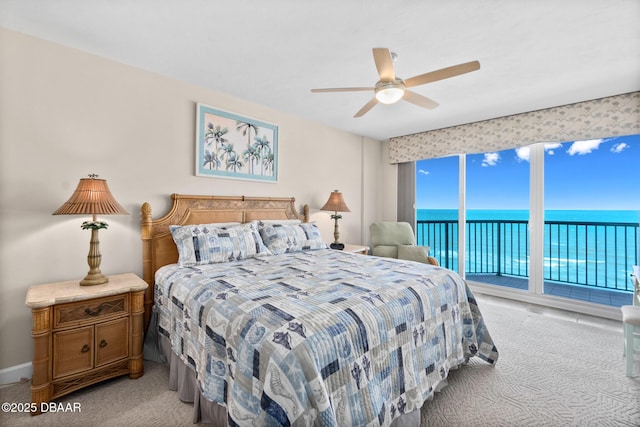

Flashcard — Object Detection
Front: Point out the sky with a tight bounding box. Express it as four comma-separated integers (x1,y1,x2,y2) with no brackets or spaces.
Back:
416,134,640,210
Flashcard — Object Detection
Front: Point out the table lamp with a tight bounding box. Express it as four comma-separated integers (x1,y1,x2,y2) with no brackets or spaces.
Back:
52,174,129,285
320,190,351,250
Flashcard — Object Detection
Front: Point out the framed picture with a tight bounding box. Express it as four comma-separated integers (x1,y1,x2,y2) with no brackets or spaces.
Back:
196,103,278,182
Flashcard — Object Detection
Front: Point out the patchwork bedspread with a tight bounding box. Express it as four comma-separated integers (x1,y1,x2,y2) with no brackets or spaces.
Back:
155,249,498,426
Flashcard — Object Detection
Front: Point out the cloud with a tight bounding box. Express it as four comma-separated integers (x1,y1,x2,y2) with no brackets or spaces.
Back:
611,142,628,153
515,143,563,162
515,147,530,162
482,152,500,167
567,139,603,155
544,143,562,155
418,169,430,176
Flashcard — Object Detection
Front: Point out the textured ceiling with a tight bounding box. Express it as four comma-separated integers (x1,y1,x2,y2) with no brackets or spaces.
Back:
1,0,639,141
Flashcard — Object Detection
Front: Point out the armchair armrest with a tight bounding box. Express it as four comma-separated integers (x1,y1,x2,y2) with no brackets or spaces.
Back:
397,245,438,265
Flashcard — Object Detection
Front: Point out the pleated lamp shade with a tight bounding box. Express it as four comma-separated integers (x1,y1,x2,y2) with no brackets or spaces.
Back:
52,177,129,216
52,175,128,285
320,190,351,213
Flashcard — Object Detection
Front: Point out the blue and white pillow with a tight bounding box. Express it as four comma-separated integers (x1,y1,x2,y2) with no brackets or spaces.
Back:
258,222,327,255
170,222,271,266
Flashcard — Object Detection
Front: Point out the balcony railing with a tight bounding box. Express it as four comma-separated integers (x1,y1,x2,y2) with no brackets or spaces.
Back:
417,219,639,292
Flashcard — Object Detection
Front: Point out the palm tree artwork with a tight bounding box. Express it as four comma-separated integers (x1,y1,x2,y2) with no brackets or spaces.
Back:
226,152,244,172
253,135,271,176
262,152,275,175
237,121,258,146
237,120,261,175
203,150,221,170
242,144,261,175
197,105,277,181
219,143,237,164
204,123,229,152
203,122,229,170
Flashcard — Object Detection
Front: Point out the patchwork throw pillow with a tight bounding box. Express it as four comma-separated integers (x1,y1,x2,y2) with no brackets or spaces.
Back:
258,222,327,255
170,222,270,266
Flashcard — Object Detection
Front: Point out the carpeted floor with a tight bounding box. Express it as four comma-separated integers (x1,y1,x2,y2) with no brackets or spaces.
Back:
1,294,638,427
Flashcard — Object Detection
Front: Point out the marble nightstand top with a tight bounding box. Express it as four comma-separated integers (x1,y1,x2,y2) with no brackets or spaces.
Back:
25,273,148,308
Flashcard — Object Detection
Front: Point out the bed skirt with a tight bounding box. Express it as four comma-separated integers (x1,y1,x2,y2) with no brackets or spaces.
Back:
145,310,425,426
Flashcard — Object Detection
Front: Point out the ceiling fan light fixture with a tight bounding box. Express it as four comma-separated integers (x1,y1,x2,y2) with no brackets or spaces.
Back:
311,48,480,117
375,82,405,104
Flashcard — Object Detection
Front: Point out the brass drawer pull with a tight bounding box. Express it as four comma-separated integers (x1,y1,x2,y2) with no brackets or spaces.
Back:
81,344,90,353
85,306,104,316
99,339,107,348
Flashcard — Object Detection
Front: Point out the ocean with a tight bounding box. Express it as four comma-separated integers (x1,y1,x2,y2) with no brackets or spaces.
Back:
416,209,640,291
418,209,640,223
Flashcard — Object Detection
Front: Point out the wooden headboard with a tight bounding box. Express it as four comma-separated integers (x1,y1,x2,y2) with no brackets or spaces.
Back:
140,194,309,330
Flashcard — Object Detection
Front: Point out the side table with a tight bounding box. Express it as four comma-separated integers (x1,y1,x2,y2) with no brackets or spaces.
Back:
341,244,370,255
25,273,148,415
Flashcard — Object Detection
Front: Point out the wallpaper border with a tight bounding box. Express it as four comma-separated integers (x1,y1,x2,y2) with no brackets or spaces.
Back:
389,91,640,163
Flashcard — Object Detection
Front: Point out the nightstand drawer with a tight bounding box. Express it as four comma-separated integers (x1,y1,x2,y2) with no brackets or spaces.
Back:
54,294,129,328
95,318,129,367
53,326,94,378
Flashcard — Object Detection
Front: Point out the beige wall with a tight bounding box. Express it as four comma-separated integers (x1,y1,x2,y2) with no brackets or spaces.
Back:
0,29,396,370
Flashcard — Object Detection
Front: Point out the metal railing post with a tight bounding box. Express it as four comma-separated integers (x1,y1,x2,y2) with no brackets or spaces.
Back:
496,223,502,276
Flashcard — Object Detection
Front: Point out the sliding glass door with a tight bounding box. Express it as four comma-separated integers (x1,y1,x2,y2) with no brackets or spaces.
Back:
464,148,530,289
415,155,459,270
414,134,640,308
543,137,639,306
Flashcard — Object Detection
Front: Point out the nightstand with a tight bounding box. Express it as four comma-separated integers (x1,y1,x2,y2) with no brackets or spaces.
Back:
25,273,148,415
341,244,370,255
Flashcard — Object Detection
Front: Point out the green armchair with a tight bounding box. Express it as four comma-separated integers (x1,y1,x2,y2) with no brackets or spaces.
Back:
369,222,439,266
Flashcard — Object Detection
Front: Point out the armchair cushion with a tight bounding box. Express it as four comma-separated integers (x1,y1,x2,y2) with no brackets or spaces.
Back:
371,245,400,258
397,245,430,263
370,222,416,246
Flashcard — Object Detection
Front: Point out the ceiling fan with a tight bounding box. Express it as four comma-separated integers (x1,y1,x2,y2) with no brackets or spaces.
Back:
311,48,480,117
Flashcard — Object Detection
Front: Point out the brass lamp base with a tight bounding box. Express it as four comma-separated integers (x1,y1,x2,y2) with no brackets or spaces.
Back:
80,273,109,286
329,212,345,251
80,228,109,286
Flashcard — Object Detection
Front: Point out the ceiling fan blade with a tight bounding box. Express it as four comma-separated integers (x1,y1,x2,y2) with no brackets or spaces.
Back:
372,48,396,82
311,87,374,93
403,60,480,88
403,90,439,109
354,98,379,118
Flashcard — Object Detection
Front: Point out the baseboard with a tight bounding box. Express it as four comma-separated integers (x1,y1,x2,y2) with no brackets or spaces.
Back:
0,362,32,386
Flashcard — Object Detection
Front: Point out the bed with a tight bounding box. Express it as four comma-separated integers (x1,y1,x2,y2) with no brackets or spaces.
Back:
141,194,498,426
